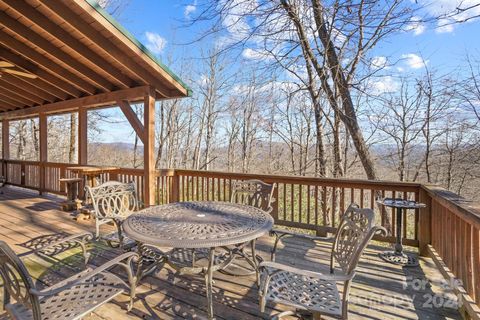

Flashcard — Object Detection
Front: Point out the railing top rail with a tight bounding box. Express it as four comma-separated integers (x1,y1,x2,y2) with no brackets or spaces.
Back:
422,184,480,229
1,160,145,175
169,168,422,191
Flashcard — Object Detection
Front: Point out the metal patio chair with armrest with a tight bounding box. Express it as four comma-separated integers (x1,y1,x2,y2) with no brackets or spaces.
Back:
19,232,94,266
0,240,139,320
230,179,276,214
218,179,276,279
166,179,277,282
86,180,138,249
259,204,387,319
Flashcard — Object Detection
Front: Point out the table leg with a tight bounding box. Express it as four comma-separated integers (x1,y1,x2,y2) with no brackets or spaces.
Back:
206,248,215,319
395,207,403,255
378,207,418,266
250,239,260,287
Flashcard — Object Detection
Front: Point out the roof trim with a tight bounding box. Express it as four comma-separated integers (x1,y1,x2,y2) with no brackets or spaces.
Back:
85,0,192,96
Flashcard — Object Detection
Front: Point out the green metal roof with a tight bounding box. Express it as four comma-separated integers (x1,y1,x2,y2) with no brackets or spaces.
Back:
85,0,192,96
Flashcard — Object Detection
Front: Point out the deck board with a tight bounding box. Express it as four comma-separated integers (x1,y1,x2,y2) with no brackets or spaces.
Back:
0,186,461,319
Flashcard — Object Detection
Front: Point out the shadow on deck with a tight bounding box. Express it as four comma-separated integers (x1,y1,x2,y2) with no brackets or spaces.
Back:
0,186,461,319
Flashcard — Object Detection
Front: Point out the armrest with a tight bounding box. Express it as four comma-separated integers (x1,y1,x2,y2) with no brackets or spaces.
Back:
269,228,334,261
270,228,334,242
30,251,140,297
34,232,93,253
259,261,353,282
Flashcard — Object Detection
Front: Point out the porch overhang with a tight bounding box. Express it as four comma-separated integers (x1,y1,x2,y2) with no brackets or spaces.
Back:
0,0,190,119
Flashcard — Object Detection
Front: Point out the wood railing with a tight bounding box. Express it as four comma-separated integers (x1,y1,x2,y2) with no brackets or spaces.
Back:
166,169,421,246
422,185,480,317
1,160,479,316
1,160,145,200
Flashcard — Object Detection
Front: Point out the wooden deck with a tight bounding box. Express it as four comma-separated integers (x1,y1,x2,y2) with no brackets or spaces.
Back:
0,186,461,320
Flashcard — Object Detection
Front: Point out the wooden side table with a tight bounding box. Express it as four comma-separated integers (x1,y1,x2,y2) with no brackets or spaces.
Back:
59,178,82,211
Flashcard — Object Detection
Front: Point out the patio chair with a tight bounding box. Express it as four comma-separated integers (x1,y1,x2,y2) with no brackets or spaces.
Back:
217,179,276,280
230,179,276,214
86,181,138,249
168,179,276,280
0,240,139,320
19,232,94,266
259,204,386,319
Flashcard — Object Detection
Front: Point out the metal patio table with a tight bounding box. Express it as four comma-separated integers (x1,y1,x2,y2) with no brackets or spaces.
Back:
377,198,425,267
122,201,274,319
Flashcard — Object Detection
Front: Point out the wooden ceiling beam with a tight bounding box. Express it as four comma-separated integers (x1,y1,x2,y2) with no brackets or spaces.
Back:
71,0,188,97
0,79,44,105
39,0,174,98
0,88,33,106
0,86,37,107
0,32,96,95
0,73,57,102
0,86,151,120
0,11,113,92
1,0,133,90
0,97,16,110
0,47,81,98
0,93,23,108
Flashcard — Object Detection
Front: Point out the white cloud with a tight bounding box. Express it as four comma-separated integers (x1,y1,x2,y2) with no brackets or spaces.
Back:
145,32,166,55
242,48,273,61
435,19,455,33
401,53,428,69
404,16,426,36
184,3,196,18
371,76,399,94
371,56,388,70
418,0,480,33
220,0,255,37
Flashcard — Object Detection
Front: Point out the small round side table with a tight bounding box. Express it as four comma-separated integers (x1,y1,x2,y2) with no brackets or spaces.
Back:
377,198,425,267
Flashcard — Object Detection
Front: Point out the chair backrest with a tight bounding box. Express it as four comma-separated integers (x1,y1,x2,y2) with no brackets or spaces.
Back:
230,179,276,213
86,181,138,220
331,203,381,276
0,241,41,319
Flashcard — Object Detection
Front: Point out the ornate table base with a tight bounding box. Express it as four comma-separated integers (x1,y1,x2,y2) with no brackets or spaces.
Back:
379,251,419,266
377,200,425,268
135,242,262,319
123,202,273,320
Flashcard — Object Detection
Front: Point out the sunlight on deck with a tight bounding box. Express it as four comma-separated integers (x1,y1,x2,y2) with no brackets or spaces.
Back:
0,186,461,320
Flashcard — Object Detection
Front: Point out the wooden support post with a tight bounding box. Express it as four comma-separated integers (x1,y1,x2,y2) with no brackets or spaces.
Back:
418,186,432,256
39,113,47,194
170,171,179,203
2,119,9,179
78,108,87,165
78,108,87,198
144,88,156,206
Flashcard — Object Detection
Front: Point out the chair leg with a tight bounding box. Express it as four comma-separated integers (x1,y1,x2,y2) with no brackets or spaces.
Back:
95,220,100,239
116,221,125,250
258,272,270,313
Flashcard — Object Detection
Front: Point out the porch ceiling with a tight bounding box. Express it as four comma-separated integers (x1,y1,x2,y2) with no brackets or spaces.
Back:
0,0,190,116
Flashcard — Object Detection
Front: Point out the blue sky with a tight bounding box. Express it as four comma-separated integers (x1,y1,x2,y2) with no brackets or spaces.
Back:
93,0,480,144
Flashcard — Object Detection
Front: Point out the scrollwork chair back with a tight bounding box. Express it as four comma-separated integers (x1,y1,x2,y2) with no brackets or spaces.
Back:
0,241,42,319
86,181,138,244
230,179,276,214
331,203,377,275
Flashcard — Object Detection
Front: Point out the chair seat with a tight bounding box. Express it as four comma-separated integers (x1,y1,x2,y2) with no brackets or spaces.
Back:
264,270,342,317
6,268,125,320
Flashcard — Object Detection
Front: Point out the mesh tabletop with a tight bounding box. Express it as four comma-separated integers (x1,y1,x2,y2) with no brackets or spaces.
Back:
123,201,274,248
